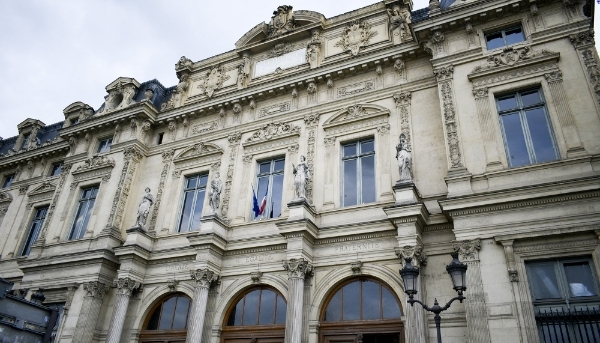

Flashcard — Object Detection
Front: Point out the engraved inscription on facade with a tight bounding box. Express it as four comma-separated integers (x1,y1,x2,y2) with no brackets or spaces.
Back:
337,80,375,98
192,121,219,135
334,241,381,253
255,48,307,77
166,264,190,272
258,101,291,118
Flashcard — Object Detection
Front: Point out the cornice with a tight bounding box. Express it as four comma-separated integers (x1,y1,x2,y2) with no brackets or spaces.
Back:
17,248,119,273
223,244,288,257
0,141,69,169
316,230,397,245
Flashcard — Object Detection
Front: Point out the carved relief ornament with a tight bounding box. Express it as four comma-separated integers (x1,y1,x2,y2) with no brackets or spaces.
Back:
114,277,142,296
244,122,300,143
267,5,296,38
335,20,378,56
283,258,313,279
453,239,482,261
190,269,219,289
395,245,428,267
471,46,557,73
83,281,110,299
197,66,231,98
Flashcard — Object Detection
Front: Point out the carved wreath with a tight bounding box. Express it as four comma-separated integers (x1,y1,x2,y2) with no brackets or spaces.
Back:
335,20,378,56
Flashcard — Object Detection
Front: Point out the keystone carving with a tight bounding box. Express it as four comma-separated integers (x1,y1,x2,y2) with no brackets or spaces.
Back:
251,271,263,284
351,261,363,275
167,279,179,292
335,20,378,56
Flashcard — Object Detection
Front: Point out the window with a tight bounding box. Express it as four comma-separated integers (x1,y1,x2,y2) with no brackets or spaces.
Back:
2,174,15,188
177,174,208,232
227,287,287,326
49,162,63,177
145,294,191,330
485,26,525,50
20,133,31,150
68,186,98,240
157,132,164,145
70,117,79,125
21,206,48,256
97,137,113,153
496,89,558,168
342,139,375,207
253,158,285,219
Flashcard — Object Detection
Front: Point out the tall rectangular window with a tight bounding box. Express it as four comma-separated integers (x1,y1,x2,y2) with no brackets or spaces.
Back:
50,162,63,177
97,137,113,153
68,186,98,240
2,174,15,188
21,206,48,256
485,26,525,50
177,174,208,232
496,89,558,168
254,158,285,220
342,139,376,207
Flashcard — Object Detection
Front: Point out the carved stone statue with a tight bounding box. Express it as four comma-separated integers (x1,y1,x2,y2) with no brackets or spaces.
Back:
396,134,412,182
268,5,296,37
134,188,154,228
208,172,223,214
293,155,311,200
387,5,411,39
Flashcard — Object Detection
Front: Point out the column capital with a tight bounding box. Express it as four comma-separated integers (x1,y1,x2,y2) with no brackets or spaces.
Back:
83,281,110,299
395,244,428,267
452,238,482,261
190,268,220,289
472,87,489,99
114,277,142,296
569,29,594,49
544,70,563,83
393,91,412,107
433,65,454,82
283,258,313,279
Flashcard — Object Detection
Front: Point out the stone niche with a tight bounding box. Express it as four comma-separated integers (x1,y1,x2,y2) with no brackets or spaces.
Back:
97,77,141,115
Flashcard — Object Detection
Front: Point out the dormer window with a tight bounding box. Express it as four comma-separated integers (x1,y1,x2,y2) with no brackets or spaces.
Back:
50,162,63,177
485,26,525,50
70,117,79,125
97,137,113,153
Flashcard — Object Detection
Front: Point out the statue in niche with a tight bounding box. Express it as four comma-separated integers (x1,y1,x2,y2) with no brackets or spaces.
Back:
396,134,412,182
208,172,223,214
293,155,311,200
134,188,154,229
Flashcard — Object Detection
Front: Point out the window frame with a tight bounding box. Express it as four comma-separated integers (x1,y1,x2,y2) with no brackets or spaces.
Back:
143,293,192,331
97,137,113,154
341,138,376,207
67,185,99,240
49,162,63,177
495,88,559,168
484,25,526,50
2,173,15,188
176,173,209,232
224,286,287,327
20,205,49,256
253,157,286,220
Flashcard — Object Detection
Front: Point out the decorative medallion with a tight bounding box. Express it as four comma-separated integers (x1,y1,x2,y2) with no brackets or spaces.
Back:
197,66,230,98
267,5,296,38
335,20,378,56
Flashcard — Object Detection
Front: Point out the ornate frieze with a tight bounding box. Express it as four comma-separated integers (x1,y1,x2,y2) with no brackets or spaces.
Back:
453,239,482,261
83,281,110,299
196,66,230,98
244,122,300,143
192,121,219,135
258,101,291,118
106,146,144,231
190,269,220,289
283,258,313,279
335,20,378,56
114,277,142,296
337,80,375,98
472,46,557,73
149,149,174,232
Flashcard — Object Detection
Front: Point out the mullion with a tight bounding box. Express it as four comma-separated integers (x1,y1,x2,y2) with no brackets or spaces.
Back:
169,297,179,329
518,110,537,164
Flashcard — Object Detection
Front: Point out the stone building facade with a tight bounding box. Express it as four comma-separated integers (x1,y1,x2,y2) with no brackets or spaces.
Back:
0,0,599,342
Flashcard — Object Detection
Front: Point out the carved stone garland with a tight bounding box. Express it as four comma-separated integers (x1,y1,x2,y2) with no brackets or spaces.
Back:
35,162,73,244
148,149,174,232
221,133,241,220
434,66,463,169
303,113,320,203
105,146,144,231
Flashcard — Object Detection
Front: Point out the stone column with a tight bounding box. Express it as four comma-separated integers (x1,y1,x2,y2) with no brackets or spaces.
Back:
396,246,428,343
283,259,313,343
106,278,141,343
472,87,503,171
453,239,492,343
544,71,586,157
72,281,110,343
187,269,219,343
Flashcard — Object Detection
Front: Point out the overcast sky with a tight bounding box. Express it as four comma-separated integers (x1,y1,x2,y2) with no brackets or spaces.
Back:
0,1,595,139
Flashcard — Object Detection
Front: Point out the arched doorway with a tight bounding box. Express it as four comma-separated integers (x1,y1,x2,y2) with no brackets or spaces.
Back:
320,278,404,343
222,286,287,343
140,293,191,343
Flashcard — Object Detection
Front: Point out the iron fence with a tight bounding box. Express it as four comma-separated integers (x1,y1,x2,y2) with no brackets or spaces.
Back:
536,307,600,343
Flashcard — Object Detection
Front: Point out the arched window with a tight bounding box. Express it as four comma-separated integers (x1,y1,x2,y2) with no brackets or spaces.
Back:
323,279,402,322
141,294,191,343
227,287,286,326
222,287,287,343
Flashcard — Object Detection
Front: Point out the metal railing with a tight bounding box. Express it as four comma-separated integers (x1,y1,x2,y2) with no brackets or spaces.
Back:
536,307,600,343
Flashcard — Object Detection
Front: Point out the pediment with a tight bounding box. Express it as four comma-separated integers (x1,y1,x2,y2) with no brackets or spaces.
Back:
323,104,390,129
71,155,115,183
105,77,141,92
63,102,94,116
17,118,46,130
173,142,223,163
28,181,56,196
468,46,559,79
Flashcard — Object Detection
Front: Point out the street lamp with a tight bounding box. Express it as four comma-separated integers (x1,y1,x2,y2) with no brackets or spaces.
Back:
399,252,468,343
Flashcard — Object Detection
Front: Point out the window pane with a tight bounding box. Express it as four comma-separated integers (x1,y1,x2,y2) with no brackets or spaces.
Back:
498,96,518,111
382,287,401,318
525,108,556,163
80,198,95,236
158,297,177,330
361,281,381,320
486,32,504,50
259,290,276,325
270,174,284,218
259,162,271,174
228,297,244,326
505,27,525,45
521,91,541,107
198,175,208,187
343,159,358,207
146,307,161,330
190,190,205,231
255,176,270,219
501,113,530,167
564,262,597,297
528,263,561,299
342,282,360,321
275,294,287,324
360,155,376,204
172,297,190,329
343,144,357,157
70,202,87,240
186,176,197,189
22,222,41,256
273,159,285,172
242,290,260,325
178,191,195,232
51,163,62,176
325,291,341,321
360,141,374,154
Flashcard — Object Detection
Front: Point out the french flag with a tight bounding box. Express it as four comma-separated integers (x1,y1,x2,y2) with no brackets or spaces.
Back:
258,185,268,216
252,184,268,218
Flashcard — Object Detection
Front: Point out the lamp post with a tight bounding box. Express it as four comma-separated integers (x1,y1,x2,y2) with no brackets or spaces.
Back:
399,252,468,343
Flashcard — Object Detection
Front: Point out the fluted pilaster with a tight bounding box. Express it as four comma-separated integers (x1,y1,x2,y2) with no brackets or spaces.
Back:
106,278,141,343
187,269,219,343
283,259,313,343
72,281,109,343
